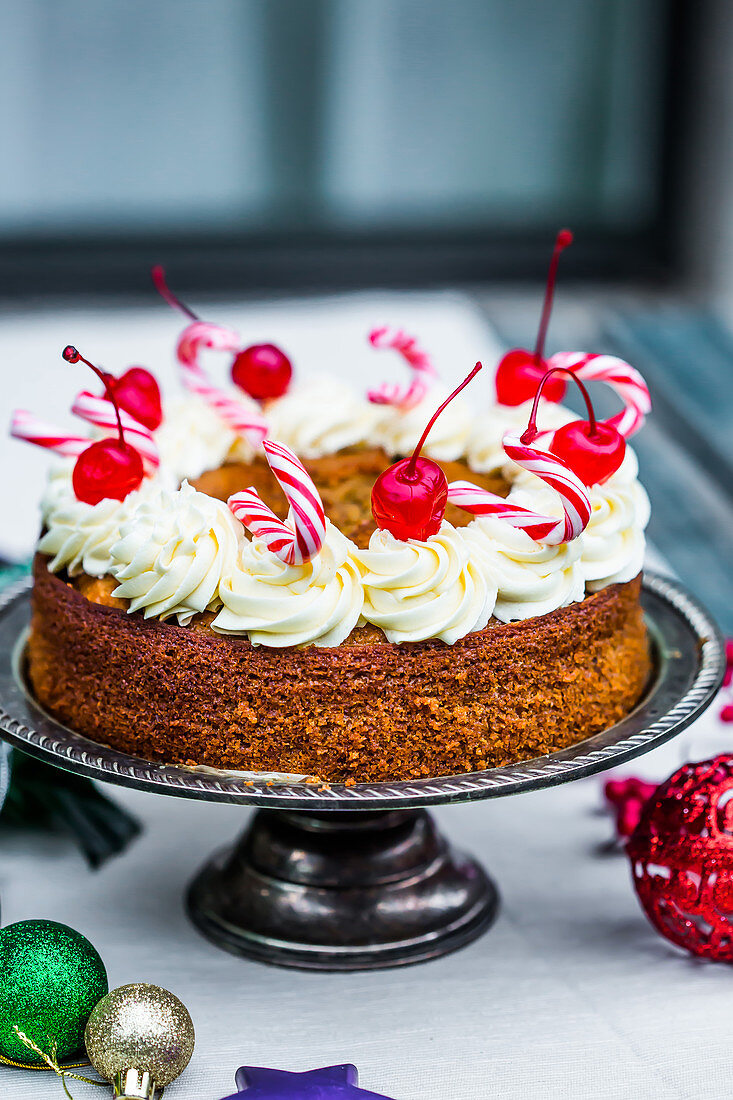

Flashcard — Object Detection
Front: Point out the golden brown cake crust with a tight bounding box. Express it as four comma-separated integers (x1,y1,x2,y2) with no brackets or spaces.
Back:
27,555,650,783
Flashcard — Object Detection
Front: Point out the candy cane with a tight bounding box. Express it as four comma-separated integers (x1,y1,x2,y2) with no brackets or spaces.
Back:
228,439,326,565
448,433,591,545
71,392,159,468
548,352,651,438
174,321,268,448
10,410,89,457
367,326,439,411
176,320,241,369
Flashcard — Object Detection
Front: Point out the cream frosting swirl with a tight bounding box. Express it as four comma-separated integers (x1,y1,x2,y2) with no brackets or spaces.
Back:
468,398,576,474
39,462,158,578
213,520,363,647
266,378,383,458
509,446,649,591
155,395,239,482
460,515,585,623
579,449,650,590
357,523,496,644
110,481,242,624
375,386,473,461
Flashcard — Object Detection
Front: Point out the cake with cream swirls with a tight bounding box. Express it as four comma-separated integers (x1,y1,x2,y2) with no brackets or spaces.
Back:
19,251,653,783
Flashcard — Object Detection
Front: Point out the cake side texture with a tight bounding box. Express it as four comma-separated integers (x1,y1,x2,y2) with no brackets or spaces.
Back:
28,555,650,783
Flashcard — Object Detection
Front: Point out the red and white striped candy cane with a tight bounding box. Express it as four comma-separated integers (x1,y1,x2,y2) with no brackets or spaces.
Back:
176,320,241,369
448,433,591,545
228,439,326,565
548,351,651,438
10,410,89,457
367,326,439,411
175,323,267,448
71,391,159,468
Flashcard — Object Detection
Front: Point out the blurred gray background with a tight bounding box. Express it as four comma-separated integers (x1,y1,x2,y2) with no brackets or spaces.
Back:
1,0,732,626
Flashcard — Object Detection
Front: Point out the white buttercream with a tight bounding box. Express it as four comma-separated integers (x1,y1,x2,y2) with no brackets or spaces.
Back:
460,515,585,623
155,395,238,482
509,446,649,592
266,378,383,458
110,481,242,624
357,523,496,644
579,449,650,590
213,520,363,647
38,462,158,578
469,398,576,474
375,386,473,461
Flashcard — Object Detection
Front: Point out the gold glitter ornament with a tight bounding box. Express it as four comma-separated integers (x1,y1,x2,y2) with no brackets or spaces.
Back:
84,984,194,1100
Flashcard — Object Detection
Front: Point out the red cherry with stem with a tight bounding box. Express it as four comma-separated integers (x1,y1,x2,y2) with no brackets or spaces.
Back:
63,345,145,505
108,367,162,431
521,366,626,486
231,344,292,400
495,229,573,406
372,363,483,541
152,266,292,401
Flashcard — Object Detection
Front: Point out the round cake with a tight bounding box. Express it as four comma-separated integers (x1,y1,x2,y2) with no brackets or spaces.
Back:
14,262,653,783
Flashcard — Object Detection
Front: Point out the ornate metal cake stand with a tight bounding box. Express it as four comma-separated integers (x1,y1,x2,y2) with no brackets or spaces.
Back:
0,573,724,970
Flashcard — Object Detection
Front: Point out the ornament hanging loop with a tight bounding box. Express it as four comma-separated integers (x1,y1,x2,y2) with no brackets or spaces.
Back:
113,1067,159,1099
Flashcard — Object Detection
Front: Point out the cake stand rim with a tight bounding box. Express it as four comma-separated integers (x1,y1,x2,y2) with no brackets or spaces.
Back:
0,572,724,809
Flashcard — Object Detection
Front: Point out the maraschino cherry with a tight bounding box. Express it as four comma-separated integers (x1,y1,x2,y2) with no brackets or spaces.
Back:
521,367,625,486
108,367,162,431
63,346,145,505
372,363,482,541
231,344,292,400
494,229,573,406
151,266,292,401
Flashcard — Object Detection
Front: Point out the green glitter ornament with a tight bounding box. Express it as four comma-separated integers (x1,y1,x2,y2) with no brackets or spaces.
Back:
0,919,108,1065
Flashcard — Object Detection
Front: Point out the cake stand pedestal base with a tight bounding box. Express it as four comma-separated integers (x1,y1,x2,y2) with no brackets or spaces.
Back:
186,808,498,971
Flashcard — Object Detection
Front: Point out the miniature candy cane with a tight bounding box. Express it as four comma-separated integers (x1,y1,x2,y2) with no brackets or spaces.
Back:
448,433,591,545
548,351,651,438
152,266,267,448
176,320,241,369
179,357,268,448
228,439,326,565
71,391,160,468
367,326,439,411
10,410,89,457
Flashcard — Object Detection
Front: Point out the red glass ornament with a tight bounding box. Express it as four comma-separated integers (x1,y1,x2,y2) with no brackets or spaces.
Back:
372,363,482,541
108,367,162,430
604,776,658,840
63,345,144,505
231,344,292,400
494,229,573,406
521,366,626,486
627,756,733,960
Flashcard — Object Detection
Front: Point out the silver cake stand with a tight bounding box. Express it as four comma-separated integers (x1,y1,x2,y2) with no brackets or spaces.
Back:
0,573,725,970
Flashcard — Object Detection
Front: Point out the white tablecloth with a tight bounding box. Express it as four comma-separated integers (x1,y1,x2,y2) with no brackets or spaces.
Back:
0,710,729,1100
0,293,729,1099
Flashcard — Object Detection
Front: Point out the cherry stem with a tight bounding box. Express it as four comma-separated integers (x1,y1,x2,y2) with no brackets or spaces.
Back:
62,346,127,448
521,366,598,445
151,265,199,322
405,362,483,479
534,228,573,366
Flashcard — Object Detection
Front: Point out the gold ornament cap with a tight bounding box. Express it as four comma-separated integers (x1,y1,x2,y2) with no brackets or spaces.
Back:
85,983,195,1094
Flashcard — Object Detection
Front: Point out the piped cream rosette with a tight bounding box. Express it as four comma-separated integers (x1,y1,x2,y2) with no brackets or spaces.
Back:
357,523,497,643
508,446,650,592
213,520,364,648
110,481,241,624
39,461,160,579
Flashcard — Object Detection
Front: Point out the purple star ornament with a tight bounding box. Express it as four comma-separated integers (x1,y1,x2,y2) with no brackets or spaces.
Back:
219,1063,396,1099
